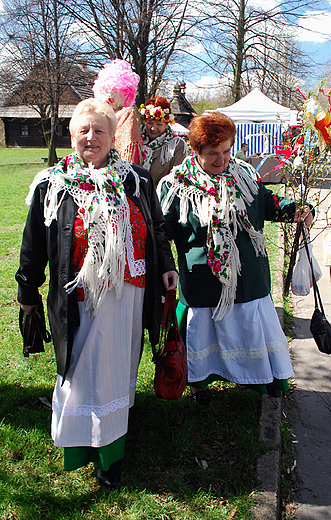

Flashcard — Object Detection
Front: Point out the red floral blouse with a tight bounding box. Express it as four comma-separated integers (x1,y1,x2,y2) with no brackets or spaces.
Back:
71,199,147,302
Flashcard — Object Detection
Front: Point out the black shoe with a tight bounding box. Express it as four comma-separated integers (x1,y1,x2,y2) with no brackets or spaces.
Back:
266,383,282,398
191,389,211,406
95,462,120,490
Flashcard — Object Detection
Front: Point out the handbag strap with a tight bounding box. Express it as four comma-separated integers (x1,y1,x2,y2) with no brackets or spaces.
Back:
155,290,180,357
161,290,171,333
301,227,325,315
164,289,178,331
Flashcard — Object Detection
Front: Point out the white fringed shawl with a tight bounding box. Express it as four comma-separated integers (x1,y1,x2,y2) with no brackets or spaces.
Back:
26,153,141,315
140,125,188,170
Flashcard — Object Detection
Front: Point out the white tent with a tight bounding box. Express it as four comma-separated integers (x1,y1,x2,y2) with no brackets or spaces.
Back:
208,88,298,157
170,121,189,136
217,88,297,124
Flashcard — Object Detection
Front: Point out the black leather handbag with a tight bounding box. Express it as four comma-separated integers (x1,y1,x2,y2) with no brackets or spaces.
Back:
302,228,331,355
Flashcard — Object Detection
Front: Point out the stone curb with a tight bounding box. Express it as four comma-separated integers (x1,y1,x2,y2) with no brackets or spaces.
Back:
252,223,285,520
252,398,282,519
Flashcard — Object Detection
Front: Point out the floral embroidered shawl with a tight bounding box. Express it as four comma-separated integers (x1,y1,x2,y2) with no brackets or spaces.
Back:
161,153,266,320
26,153,139,315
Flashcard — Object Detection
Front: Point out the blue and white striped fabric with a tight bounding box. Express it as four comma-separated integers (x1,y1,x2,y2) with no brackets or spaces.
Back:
232,123,282,157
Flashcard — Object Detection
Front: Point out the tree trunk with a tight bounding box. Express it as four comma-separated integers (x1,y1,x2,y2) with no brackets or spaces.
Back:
41,118,51,148
233,0,245,102
47,108,58,166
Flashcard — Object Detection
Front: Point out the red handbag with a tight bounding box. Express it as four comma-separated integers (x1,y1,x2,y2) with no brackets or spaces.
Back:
153,290,187,400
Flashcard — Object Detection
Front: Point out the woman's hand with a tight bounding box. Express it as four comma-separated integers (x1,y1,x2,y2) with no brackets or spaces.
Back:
162,271,178,291
19,303,37,315
294,205,314,228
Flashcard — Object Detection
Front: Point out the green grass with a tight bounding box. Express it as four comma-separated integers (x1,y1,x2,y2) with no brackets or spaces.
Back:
0,147,73,165
264,184,283,294
279,418,296,516
264,219,278,294
0,149,283,519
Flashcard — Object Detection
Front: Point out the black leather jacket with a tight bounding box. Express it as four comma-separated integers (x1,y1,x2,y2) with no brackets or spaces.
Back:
16,163,176,381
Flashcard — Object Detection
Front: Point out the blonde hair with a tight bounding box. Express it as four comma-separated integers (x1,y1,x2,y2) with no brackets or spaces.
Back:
69,98,117,137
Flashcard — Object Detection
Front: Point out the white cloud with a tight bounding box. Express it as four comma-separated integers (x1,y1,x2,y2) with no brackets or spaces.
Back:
249,0,278,8
67,19,102,45
295,10,331,42
184,76,227,99
250,1,331,44
0,41,23,70
192,76,224,88
177,40,206,56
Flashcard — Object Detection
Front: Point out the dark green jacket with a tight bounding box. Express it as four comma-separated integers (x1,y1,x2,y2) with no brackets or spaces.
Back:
160,181,296,307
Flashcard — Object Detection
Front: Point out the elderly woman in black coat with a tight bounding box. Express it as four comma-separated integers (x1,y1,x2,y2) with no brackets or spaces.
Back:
16,98,177,489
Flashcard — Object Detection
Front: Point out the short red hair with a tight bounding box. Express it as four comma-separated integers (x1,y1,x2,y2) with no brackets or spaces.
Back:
189,112,236,154
145,96,171,112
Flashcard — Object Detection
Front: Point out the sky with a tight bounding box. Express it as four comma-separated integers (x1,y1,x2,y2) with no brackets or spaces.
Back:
0,0,330,96
296,2,331,69
184,0,331,95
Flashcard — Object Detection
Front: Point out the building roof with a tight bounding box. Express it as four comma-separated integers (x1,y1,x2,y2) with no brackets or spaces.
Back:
0,105,77,118
2,63,95,109
61,63,95,100
171,82,196,117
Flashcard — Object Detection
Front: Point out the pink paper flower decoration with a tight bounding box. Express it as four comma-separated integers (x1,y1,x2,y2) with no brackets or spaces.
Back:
93,59,140,107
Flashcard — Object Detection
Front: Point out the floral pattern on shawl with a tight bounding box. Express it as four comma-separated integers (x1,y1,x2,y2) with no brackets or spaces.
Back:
161,153,266,319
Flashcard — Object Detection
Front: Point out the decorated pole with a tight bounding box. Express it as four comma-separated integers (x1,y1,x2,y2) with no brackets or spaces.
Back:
283,88,331,296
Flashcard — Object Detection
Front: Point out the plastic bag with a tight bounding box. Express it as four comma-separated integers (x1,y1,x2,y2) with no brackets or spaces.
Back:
291,238,322,296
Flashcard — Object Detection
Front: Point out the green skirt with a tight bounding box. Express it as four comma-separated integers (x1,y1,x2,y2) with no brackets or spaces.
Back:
190,373,290,394
63,435,125,471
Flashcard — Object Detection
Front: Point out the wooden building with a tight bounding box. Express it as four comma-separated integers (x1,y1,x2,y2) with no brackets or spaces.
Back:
170,81,196,128
0,65,95,148
0,105,76,148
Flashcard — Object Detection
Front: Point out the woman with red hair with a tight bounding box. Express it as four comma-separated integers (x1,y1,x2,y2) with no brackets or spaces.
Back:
159,111,313,404
139,96,188,185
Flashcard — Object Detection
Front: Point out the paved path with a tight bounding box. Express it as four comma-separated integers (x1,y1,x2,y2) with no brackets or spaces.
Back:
288,184,331,519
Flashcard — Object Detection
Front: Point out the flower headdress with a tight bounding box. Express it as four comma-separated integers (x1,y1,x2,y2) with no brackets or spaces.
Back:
93,59,140,108
139,103,174,122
